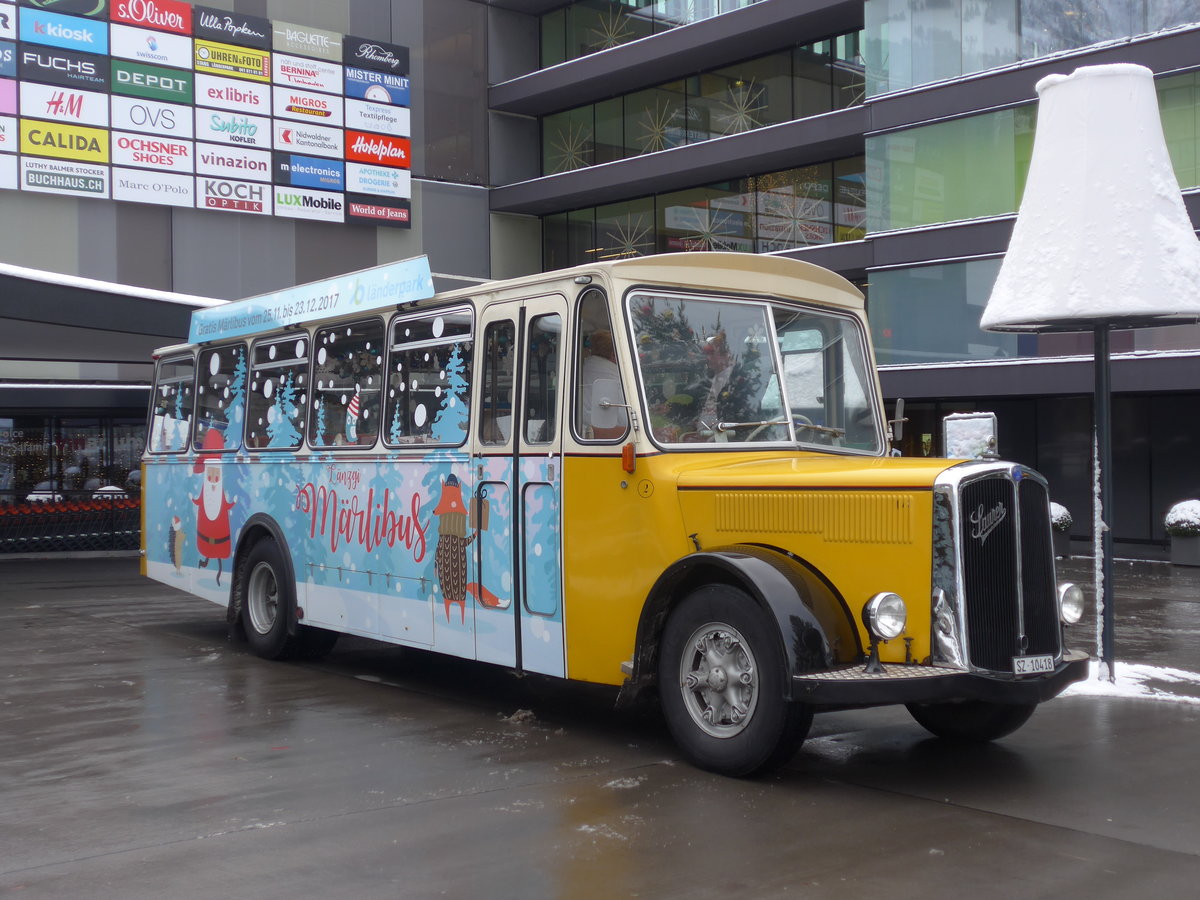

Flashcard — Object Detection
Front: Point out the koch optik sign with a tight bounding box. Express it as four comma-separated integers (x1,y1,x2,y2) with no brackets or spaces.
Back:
0,0,412,225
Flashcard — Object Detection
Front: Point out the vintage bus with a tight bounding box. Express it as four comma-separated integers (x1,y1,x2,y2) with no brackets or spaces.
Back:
142,252,1089,776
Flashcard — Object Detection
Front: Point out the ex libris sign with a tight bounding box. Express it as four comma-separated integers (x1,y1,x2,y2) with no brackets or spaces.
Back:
188,255,434,343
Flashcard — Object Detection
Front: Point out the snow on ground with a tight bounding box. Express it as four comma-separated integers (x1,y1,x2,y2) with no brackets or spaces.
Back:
1063,661,1200,705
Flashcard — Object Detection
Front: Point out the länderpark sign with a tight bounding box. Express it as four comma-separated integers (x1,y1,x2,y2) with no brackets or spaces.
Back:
0,1,413,227
188,255,435,344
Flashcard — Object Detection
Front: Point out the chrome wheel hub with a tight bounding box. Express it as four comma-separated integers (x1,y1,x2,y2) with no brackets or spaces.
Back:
246,561,279,636
679,622,758,738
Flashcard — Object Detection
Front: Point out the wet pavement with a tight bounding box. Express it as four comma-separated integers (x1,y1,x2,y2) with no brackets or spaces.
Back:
1,556,1198,899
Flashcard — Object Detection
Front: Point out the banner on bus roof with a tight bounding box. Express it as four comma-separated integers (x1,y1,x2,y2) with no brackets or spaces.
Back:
188,255,435,344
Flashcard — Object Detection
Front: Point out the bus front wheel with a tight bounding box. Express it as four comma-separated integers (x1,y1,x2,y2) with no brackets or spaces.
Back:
658,584,812,777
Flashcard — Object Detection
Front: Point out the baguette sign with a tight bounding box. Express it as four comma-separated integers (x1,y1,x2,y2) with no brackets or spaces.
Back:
0,6,414,227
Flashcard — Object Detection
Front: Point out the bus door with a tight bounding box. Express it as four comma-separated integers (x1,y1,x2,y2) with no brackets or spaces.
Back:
472,295,567,677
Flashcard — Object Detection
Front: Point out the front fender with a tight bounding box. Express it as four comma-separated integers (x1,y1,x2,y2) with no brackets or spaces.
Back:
229,513,300,635
622,545,859,704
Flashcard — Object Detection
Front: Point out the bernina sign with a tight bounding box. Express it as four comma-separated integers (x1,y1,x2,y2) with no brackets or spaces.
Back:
111,0,192,35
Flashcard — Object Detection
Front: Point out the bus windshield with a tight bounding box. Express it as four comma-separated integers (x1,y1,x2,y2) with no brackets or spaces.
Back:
629,292,883,453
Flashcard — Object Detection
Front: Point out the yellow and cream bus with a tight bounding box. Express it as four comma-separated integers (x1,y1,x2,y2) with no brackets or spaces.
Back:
142,252,1088,776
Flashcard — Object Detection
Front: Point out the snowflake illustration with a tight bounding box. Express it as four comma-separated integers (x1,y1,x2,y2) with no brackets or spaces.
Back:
599,214,653,259
637,99,680,154
587,7,633,51
716,79,766,135
547,119,593,173
674,206,741,252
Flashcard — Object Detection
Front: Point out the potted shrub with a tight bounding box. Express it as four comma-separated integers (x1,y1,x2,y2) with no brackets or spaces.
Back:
1050,502,1072,559
1165,499,1200,566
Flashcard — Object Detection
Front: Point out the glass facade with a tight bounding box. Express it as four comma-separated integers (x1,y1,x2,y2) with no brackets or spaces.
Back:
543,36,863,174
865,0,1200,96
543,157,865,267
541,0,767,67
868,71,1200,233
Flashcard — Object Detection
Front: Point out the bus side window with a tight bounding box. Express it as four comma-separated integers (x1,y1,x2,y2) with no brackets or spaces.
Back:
246,335,309,450
310,319,385,448
479,320,515,446
574,289,628,441
523,314,560,444
149,355,195,453
385,307,473,446
194,345,247,453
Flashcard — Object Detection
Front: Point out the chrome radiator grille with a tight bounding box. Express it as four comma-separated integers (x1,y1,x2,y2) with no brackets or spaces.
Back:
959,473,1060,671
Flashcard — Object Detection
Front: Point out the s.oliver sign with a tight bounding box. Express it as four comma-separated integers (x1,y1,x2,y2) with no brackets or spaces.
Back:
111,0,192,35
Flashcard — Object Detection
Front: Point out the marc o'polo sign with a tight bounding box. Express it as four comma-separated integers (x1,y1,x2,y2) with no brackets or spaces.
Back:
272,21,340,63
19,0,109,19
20,118,109,163
343,36,408,75
192,6,270,51
20,46,109,91
112,58,192,103
111,166,193,207
111,0,192,35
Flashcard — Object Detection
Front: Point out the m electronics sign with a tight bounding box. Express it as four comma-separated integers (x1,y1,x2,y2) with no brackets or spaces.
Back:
20,9,108,54
0,10,419,226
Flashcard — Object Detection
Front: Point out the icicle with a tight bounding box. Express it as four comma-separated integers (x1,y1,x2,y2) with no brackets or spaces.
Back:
1092,430,1113,682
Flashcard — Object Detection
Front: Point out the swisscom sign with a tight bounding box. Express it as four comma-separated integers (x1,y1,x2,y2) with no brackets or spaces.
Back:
1,1,412,227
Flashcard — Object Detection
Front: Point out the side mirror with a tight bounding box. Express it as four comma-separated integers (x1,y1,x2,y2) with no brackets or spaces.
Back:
889,398,906,444
589,378,624,430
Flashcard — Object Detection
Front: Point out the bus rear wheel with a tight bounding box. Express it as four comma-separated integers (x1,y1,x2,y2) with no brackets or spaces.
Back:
658,584,812,777
238,538,300,660
906,700,1037,742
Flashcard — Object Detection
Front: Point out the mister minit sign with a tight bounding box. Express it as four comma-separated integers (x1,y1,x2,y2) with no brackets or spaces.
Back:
0,0,413,226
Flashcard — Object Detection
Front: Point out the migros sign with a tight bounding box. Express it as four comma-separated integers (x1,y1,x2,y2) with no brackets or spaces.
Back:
20,119,109,163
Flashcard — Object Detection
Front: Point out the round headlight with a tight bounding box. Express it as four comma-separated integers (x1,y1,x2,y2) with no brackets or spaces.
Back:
863,592,907,641
1058,582,1085,625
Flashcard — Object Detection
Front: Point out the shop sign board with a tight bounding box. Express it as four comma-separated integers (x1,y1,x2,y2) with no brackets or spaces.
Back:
272,119,340,158
345,129,409,168
192,6,270,50
19,0,108,18
273,152,343,191
0,151,13,188
272,52,340,95
193,71,268,114
344,66,408,106
273,184,344,223
111,165,193,206
194,105,270,148
111,130,192,172
20,80,109,127
19,45,109,91
110,94,192,138
345,193,410,228
110,23,192,70
20,118,108,162
0,5,15,42
111,0,192,35
272,85,342,126
195,142,269,182
20,9,109,54
21,156,108,196
345,98,408,137
0,76,13,114
111,58,191,102
199,175,269,214
194,39,269,82
342,36,408,75
0,40,13,77
272,21,340,63
0,114,15,152
345,161,409,199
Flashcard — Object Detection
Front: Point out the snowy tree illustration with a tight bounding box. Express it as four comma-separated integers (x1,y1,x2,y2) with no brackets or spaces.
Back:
430,344,470,444
313,401,328,446
225,347,247,451
266,372,302,448
388,401,404,443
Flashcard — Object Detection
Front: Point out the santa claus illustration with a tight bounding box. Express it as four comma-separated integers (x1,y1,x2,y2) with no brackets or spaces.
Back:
192,428,235,585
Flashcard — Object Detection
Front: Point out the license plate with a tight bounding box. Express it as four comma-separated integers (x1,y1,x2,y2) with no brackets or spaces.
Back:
1013,654,1054,675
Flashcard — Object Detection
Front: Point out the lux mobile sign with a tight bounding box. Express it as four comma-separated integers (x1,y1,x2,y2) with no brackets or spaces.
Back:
188,256,435,344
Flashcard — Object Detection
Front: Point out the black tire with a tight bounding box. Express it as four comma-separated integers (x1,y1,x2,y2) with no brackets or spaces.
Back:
237,538,300,660
658,584,813,777
906,700,1037,742
293,625,339,660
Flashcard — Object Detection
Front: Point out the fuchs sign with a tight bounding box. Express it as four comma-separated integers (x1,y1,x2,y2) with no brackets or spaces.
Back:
20,46,109,90
111,0,192,35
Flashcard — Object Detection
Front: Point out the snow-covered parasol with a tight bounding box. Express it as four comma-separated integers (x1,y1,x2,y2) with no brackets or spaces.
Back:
982,64,1200,678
